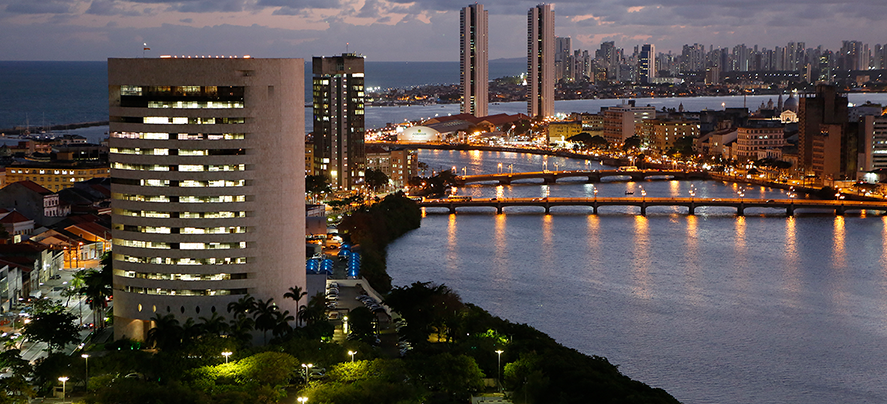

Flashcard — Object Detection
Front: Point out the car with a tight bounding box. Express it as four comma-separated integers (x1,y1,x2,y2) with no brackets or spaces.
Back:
328,311,339,320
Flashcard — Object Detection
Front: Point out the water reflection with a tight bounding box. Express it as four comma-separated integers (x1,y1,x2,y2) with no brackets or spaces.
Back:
684,215,703,306
445,214,459,276
832,216,846,269
631,216,652,300
540,215,554,278
491,214,510,283
781,217,802,307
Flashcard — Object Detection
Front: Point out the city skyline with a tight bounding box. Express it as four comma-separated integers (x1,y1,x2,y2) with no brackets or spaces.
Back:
1,0,886,61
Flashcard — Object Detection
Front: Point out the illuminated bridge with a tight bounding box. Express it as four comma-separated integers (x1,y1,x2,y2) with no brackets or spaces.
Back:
418,197,887,216
453,169,708,186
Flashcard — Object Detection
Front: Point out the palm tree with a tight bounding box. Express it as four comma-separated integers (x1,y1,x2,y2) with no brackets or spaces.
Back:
252,298,280,345
227,294,256,319
146,313,182,351
199,312,230,336
283,286,307,326
228,315,255,346
271,310,295,339
298,292,328,326
80,269,112,328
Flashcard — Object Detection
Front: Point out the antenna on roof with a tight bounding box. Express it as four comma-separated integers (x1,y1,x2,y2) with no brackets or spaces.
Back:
346,42,349,53
143,43,151,58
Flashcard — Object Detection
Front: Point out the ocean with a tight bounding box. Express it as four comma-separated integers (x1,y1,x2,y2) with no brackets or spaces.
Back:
0,60,525,131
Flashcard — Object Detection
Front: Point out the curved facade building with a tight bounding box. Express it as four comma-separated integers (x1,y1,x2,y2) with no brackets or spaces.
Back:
109,58,305,341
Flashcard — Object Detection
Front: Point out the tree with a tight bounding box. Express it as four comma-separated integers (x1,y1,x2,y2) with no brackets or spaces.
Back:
364,168,389,191
21,309,79,353
623,135,642,151
79,254,113,328
306,175,332,197
346,307,377,344
227,294,256,320
588,135,610,149
417,161,429,176
252,299,280,345
283,286,307,327
146,313,183,351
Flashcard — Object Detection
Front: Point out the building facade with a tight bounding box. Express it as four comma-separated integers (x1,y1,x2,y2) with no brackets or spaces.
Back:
798,84,849,174
735,121,785,159
859,115,887,174
108,57,305,341
365,146,418,189
639,44,656,84
5,164,109,192
313,54,366,190
602,102,656,143
460,3,488,118
527,4,554,118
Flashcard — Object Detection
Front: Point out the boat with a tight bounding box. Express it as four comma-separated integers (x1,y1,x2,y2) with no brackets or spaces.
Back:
625,191,634,195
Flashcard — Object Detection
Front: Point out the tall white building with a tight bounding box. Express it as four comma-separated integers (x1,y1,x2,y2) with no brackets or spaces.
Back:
859,114,887,174
460,3,488,117
313,54,366,190
109,58,306,341
527,3,554,118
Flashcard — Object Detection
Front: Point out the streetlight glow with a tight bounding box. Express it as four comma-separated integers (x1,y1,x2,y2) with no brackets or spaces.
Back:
348,350,357,362
495,350,504,392
222,351,232,364
81,354,90,389
301,363,314,383
59,376,69,399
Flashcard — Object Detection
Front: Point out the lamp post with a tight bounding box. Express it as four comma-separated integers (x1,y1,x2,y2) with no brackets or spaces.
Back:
497,162,502,174
301,363,313,383
495,350,504,392
542,161,548,172
297,397,308,404
593,186,598,201
508,164,513,174
222,351,232,364
59,376,69,400
348,350,357,362
81,354,89,389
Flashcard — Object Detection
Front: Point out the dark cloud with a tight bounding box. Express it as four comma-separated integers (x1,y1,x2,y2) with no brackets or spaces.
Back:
124,0,247,13
86,0,146,16
179,17,191,22
5,0,74,14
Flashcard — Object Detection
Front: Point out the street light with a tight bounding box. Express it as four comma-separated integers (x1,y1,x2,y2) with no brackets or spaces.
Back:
59,376,69,400
508,164,513,174
297,397,308,404
497,162,502,174
301,363,313,383
542,161,548,172
348,350,357,362
593,186,598,201
222,351,232,364
81,354,89,389
495,350,504,392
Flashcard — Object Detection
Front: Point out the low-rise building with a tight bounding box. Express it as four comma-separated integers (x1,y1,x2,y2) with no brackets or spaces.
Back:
735,120,785,159
365,145,419,189
547,121,582,144
5,163,109,192
648,119,701,151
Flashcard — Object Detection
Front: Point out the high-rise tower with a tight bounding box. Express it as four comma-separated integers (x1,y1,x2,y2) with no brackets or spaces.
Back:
313,54,366,190
527,3,554,118
460,3,488,117
108,57,306,341
639,44,656,84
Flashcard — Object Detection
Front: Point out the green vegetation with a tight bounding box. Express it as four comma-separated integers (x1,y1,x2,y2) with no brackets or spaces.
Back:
338,192,422,293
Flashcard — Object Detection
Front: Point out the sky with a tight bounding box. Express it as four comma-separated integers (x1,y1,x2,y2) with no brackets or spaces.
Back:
1,0,886,61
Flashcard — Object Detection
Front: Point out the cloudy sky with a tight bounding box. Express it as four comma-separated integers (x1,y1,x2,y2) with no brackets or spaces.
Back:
1,0,885,61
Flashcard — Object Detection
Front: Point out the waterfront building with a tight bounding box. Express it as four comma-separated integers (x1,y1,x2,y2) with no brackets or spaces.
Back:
858,114,887,175
547,121,582,144
313,54,366,190
527,4,554,118
4,163,109,192
460,3,488,117
365,145,418,189
639,44,656,84
648,119,701,152
735,120,785,159
108,57,305,341
798,84,853,179
602,101,656,143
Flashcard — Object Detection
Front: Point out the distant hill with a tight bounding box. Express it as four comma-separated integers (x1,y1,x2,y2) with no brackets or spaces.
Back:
491,57,524,63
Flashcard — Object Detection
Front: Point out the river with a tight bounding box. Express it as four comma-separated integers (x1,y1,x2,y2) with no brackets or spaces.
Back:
387,149,887,404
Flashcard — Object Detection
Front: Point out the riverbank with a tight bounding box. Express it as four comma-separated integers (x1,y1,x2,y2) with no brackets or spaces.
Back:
0,120,108,136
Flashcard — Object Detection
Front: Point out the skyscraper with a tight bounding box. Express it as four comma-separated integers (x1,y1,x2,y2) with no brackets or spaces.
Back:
527,3,554,118
108,57,306,341
798,84,853,179
313,54,366,190
639,44,656,84
460,3,488,118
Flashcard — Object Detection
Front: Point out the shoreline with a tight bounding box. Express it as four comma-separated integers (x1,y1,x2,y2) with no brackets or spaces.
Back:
0,120,109,136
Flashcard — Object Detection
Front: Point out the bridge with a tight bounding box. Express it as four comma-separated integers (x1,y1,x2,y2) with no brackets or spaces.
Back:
453,169,708,186
418,197,887,216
